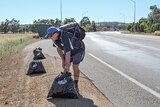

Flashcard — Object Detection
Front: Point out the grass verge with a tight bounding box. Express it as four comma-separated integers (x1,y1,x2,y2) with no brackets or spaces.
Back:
0,34,39,59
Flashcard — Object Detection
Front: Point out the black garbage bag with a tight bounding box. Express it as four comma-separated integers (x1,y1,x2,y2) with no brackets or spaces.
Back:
47,72,78,99
33,47,45,60
27,60,46,75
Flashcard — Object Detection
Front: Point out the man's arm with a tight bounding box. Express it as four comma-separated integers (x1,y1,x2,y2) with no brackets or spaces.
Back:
61,32,72,72
57,47,71,71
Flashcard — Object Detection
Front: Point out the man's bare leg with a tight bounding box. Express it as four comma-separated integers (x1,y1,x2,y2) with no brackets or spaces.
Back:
73,64,80,92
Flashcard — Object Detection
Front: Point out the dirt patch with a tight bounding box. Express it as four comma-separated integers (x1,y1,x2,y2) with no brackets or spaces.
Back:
0,51,113,107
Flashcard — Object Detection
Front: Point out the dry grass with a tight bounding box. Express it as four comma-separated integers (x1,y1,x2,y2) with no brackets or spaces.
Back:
0,33,38,58
0,34,35,43
155,31,160,36
123,31,160,36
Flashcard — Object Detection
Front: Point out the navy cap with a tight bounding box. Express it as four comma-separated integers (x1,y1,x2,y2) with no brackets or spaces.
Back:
44,26,60,38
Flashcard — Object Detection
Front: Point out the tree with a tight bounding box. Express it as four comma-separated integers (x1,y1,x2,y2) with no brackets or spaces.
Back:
0,19,10,33
10,18,20,33
55,18,61,27
128,5,160,33
148,5,160,32
80,17,92,31
80,17,91,27
50,19,55,25
91,21,96,31
29,24,37,33
148,5,160,25
150,23,160,32
63,18,75,24
127,23,133,31
84,24,93,32
138,18,148,32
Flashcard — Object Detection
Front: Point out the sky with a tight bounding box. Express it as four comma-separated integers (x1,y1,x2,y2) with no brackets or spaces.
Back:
0,0,160,24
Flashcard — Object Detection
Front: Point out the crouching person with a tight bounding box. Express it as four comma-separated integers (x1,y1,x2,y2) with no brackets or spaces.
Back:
45,25,85,93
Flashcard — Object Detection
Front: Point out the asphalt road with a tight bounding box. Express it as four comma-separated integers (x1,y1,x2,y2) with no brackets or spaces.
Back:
24,32,160,107
81,32,160,107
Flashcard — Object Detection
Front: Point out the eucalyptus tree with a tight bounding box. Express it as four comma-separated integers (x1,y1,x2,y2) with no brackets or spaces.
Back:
10,18,20,33
63,18,75,24
0,19,10,33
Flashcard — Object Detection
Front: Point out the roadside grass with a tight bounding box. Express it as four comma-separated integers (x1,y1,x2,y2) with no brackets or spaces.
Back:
0,34,39,58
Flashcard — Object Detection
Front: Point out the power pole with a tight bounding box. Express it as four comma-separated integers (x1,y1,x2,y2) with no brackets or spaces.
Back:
130,0,136,31
60,0,62,25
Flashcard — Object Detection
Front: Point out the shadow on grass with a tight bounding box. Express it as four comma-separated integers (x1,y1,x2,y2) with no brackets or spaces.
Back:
47,94,98,107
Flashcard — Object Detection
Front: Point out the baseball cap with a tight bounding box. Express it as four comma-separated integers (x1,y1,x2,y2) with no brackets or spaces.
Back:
44,26,60,38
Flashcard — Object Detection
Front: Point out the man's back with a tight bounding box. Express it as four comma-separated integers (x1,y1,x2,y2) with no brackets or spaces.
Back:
59,32,84,56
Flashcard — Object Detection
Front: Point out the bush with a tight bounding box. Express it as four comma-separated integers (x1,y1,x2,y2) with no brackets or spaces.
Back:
150,23,160,32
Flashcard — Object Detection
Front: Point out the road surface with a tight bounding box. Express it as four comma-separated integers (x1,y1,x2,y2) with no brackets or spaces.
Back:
81,32,160,107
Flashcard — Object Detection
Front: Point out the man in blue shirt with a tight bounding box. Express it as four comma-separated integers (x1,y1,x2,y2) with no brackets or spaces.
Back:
45,26,85,93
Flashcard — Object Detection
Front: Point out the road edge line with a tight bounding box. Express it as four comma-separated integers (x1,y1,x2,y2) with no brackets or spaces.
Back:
88,53,160,99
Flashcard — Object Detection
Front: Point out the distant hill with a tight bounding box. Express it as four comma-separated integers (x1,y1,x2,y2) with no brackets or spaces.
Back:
95,21,129,31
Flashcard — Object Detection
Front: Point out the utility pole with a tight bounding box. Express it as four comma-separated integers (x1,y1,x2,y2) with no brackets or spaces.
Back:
82,11,88,18
60,0,62,25
130,0,136,31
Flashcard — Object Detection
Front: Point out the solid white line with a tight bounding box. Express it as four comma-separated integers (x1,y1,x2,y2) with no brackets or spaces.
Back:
88,53,160,99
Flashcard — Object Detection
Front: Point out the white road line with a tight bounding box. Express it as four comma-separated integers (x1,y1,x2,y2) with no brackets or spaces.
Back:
88,53,160,99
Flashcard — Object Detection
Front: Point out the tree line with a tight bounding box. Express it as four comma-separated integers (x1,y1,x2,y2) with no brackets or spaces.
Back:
0,17,96,34
127,5,160,33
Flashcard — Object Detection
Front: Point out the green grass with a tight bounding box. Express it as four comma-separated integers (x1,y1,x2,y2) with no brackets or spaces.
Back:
0,34,39,58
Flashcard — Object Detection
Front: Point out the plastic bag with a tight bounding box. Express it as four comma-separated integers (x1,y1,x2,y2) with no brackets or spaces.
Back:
47,72,78,99
27,60,46,75
33,47,45,60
